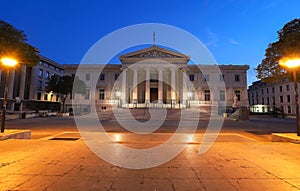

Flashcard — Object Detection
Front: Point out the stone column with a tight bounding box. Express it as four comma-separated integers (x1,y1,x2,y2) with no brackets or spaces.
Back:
19,65,27,111
182,69,187,106
158,67,163,103
145,67,150,104
8,70,15,99
170,68,176,100
19,65,26,99
170,68,176,108
121,68,127,105
132,68,138,102
29,67,37,100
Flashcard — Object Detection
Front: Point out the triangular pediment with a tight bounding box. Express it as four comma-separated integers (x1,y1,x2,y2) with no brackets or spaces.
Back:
119,46,190,60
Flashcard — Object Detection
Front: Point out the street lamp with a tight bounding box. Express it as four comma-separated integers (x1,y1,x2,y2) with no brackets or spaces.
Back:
0,57,18,133
187,91,193,109
279,57,300,136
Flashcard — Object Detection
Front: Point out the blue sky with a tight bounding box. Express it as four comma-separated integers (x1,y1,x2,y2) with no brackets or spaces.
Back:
1,0,300,86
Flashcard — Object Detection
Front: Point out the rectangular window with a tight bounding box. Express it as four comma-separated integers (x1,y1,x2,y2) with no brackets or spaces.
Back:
272,96,275,105
288,106,291,113
38,69,43,78
261,89,264,95
204,90,210,101
266,88,269,94
85,89,90,100
235,90,241,101
86,73,90,81
189,74,194,81
44,93,48,101
45,71,50,79
219,90,225,101
280,96,283,103
100,74,105,81
56,95,59,102
220,74,225,81
204,74,209,82
115,73,120,81
267,97,270,105
280,86,282,92
37,93,41,100
272,87,275,93
37,80,42,90
99,89,105,100
262,98,264,105
286,85,290,91
234,74,240,82
287,95,290,102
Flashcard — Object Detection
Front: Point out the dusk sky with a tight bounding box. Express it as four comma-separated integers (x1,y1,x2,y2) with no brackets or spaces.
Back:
1,0,300,85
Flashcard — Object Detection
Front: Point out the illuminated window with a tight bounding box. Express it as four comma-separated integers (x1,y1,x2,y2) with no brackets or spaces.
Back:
99,89,105,100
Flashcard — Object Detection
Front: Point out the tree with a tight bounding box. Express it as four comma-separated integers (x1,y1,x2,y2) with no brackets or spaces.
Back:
0,20,39,67
256,18,300,82
46,75,86,112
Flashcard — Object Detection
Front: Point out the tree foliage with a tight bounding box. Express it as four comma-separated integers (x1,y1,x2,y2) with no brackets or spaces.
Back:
0,20,39,67
256,18,300,83
46,75,86,112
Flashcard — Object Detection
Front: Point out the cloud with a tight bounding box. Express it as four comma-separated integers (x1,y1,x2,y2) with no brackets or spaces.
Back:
205,30,218,47
228,38,239,45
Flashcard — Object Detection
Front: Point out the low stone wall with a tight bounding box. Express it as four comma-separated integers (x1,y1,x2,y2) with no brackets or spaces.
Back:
0,130,31,140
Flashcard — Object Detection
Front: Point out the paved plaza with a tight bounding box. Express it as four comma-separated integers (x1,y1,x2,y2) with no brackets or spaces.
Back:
1,110,300,191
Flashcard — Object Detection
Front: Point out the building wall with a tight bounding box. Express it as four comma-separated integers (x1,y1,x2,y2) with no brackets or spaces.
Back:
63,64,249,110
30,56,65,102
0,55,64,111
248,80,296,115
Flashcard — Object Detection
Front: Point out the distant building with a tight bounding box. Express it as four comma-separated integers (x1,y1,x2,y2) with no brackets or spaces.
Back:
0,55,64,111
248,79,297,115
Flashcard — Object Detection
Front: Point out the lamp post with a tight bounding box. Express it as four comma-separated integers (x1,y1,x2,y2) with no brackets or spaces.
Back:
279,57,300,136
0,57,18,133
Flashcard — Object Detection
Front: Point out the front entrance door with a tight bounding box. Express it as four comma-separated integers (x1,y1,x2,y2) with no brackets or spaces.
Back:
150,88,158,102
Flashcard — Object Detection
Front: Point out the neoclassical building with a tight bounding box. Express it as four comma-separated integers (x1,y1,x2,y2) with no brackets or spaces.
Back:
0,45,249,114
64,46,249,113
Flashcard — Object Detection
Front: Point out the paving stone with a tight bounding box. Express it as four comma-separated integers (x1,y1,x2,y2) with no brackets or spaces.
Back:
229,178,300,191
171,178,206,191
201,179,238,191
14,175,61,191
142,178,173,191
